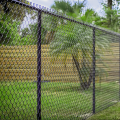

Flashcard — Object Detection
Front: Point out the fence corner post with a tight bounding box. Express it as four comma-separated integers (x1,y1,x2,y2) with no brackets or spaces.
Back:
37,9,42,120
93,27,96,114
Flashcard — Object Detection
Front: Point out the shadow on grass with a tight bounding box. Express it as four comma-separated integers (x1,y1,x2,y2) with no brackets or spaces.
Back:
41,81,119,96
41,82,94,94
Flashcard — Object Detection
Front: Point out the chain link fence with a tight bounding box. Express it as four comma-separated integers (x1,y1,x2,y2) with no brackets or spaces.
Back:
0,0,120,120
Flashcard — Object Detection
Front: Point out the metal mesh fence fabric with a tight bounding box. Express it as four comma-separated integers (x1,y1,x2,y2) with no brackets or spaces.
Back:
0,0,120,120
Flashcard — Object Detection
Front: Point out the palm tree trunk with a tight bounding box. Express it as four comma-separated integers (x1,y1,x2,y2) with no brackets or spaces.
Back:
72,55,87,90
87,67,93,88
108,0,112,9
72,55,93,90
45,31,55,44
107,0,112,26
72,55,82,82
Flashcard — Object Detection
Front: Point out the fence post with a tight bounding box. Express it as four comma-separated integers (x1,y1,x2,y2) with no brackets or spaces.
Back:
93,27,96,114
119,36,120,101
37,9,42,120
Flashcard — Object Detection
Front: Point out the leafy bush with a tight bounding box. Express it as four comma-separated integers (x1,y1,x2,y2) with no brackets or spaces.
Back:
0,14,20,45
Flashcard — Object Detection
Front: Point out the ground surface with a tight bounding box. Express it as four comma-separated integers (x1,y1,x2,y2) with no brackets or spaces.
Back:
0,81,119,120
88,102,120,120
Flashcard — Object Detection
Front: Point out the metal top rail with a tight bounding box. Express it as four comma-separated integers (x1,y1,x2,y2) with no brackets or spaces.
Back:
7,0,120,37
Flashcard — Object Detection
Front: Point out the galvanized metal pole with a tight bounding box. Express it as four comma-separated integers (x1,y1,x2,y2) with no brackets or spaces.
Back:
93,27,96,114
37,10,42,120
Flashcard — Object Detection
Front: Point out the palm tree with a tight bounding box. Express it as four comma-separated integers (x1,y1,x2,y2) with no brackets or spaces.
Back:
101,0,120,29
51,0,86,17
44,0,86,44
107,0,120,9
95,6,120,33
49,22,110,90
51,0,74,14
80,9,99,24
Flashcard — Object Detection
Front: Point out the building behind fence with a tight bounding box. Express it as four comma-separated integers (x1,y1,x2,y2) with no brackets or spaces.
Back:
0,0,120,120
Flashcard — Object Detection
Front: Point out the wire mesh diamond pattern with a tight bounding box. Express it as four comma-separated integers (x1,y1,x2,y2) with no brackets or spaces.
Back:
0,0,120,120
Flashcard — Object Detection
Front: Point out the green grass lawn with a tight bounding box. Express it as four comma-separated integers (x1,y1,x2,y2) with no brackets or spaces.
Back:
0,81,119,120
88,102,120,120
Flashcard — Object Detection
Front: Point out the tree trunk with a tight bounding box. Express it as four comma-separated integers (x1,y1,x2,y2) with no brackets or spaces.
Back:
72,55,84,89
87,67,93,88
108,0,112,9
72,55,93,90
107,0,112,27
45,31,55,44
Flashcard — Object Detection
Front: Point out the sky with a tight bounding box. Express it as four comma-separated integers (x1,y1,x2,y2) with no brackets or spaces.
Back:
21,0,119,29
21,0,104,29
27,0,104,15
21,0,120,30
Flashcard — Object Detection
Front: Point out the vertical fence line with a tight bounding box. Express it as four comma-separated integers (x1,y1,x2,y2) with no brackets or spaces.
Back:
93,27,96,114
37,10,42,120
119,36,120,101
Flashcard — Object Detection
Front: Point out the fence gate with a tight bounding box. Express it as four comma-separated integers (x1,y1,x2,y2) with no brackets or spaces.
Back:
0,0,120,120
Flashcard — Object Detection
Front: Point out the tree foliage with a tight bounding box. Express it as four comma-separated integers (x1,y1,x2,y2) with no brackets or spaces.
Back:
0,13,20,45
0,0,34,45
107,0,120,9
50,21,110,89
20,13,58,45
80,9,99,24
96,3,120,33
0,0,32,21
49,0,116,89
51,0,86,18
